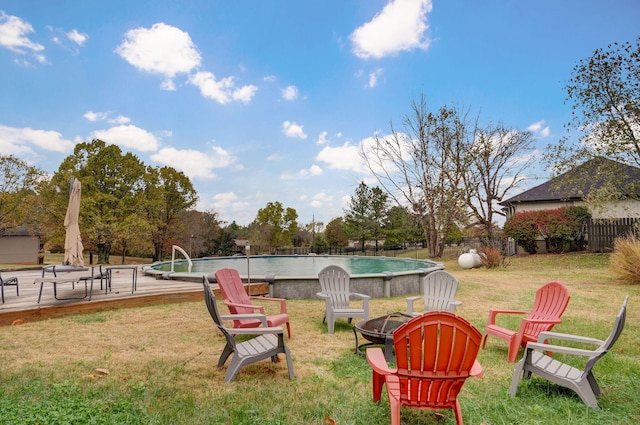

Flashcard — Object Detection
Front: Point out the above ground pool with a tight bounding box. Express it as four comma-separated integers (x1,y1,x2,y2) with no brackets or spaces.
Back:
144,254,443,299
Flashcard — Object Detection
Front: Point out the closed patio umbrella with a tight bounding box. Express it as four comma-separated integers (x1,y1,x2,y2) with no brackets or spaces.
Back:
63,177,84,267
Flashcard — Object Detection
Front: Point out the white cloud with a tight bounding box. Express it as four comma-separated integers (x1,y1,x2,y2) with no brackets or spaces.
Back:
91,125,159,152
0,12,45,58
208,192,253,224
367,68,384,88
267,153,282,161
309,192,333,208
316,131,329,145
83,110,109,122
109,115,131,125
350,0,432,59
151,145,235,180
527,120,551,137
232,84,258,103
67,29,88,46
188,71,257,104
282,121,307,139
83,110,131,125
0,125,75,152
298,164,323,177
115,22,201,90
316,141,364,172
282,85,298,100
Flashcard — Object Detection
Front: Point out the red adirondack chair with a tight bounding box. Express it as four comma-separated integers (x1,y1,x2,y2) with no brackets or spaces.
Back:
214,268,291,338
367,311,483,425
482,281,570,362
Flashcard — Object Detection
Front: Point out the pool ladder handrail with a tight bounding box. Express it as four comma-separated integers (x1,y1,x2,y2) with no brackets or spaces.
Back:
171,245,193,273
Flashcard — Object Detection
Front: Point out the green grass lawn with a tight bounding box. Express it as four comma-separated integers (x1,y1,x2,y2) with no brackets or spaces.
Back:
0,253,638,424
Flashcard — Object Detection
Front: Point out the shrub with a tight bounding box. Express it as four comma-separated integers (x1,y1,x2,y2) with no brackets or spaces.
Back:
503,210,539,254
478,246,506,268
610,234,640,284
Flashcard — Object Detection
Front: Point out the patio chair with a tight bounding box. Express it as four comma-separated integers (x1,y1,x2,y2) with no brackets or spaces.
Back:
482,281,570,362
367,311,483,425
202,276,294,383
78,265,110,291
317,265,370,334
214,268,291,338
1,271,19,304
510,296,628,408
406,270,461,315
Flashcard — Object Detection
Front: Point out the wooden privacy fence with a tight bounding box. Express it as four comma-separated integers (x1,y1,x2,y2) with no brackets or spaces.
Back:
586,218,640,252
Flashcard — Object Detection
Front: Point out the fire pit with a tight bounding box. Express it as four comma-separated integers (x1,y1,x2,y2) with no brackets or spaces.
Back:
353,312,413,361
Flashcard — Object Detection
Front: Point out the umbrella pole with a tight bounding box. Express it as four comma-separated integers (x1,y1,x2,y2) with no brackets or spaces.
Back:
246,244,251,296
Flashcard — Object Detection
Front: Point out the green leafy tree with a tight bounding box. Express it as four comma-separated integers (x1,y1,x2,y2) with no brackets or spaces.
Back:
255,201,298,251
546,36,640,204
143,166,198,261
344,182,388,251
0,155,47,232
325,217,348,246
384,205,419,246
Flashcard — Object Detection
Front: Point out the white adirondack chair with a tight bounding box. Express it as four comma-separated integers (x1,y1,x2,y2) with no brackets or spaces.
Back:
317,265,370,334
406,270,461,315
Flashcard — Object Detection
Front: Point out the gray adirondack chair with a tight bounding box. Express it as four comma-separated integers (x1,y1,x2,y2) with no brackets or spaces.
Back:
406,270,461,315
510,296,628,408
317,265,370,334
202,277,294,383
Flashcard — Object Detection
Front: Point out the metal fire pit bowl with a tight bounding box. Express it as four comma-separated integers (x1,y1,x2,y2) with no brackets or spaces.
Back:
353,312,413,361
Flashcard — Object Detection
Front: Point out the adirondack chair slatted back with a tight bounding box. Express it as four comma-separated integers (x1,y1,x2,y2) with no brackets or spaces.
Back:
202,276,236,349
522,281,570,340
393,312,482,409
423,271,459,311
215,268,253,315
584,296,628,374
318,266,351,310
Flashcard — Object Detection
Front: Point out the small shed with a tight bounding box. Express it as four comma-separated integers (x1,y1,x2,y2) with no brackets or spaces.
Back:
0,228,43,264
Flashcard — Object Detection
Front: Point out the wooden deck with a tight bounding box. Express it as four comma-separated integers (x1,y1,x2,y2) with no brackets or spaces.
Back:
0,267,268,326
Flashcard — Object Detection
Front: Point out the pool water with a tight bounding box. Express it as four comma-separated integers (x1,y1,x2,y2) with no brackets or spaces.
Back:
150,255,438,277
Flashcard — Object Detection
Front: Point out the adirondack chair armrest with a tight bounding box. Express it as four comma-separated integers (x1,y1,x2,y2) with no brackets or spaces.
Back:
470,359,484,378
519,317,562,328
220,313,269,327
449,300,463,308
223,326,285,336
406,296,421,315
536,331,605,346
366,347,397,376
487,309,528,324
350,292,370,300
225,301,266,315
250,296,288,313
524,341,600,358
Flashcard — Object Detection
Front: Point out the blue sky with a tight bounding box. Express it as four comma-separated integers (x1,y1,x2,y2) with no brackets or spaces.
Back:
1,1,639,227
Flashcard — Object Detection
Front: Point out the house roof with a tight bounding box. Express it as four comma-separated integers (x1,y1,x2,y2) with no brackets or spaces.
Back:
501,157,640,205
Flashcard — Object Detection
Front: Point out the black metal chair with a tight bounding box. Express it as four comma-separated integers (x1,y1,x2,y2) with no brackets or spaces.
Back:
0,271,19,303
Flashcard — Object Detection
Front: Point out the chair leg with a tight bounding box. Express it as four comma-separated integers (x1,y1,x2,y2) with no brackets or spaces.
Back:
453,400,464,425
509,358,526,396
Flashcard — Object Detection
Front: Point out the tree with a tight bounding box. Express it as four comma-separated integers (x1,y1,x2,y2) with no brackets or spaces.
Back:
0,155,46,232
45,139,197,263
325,217,348,246
255,201,298,251
464,123,535,243
546,37,640,197
143,166,198,261
361,96,471,257
383,205,420,246
343,182,388,251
